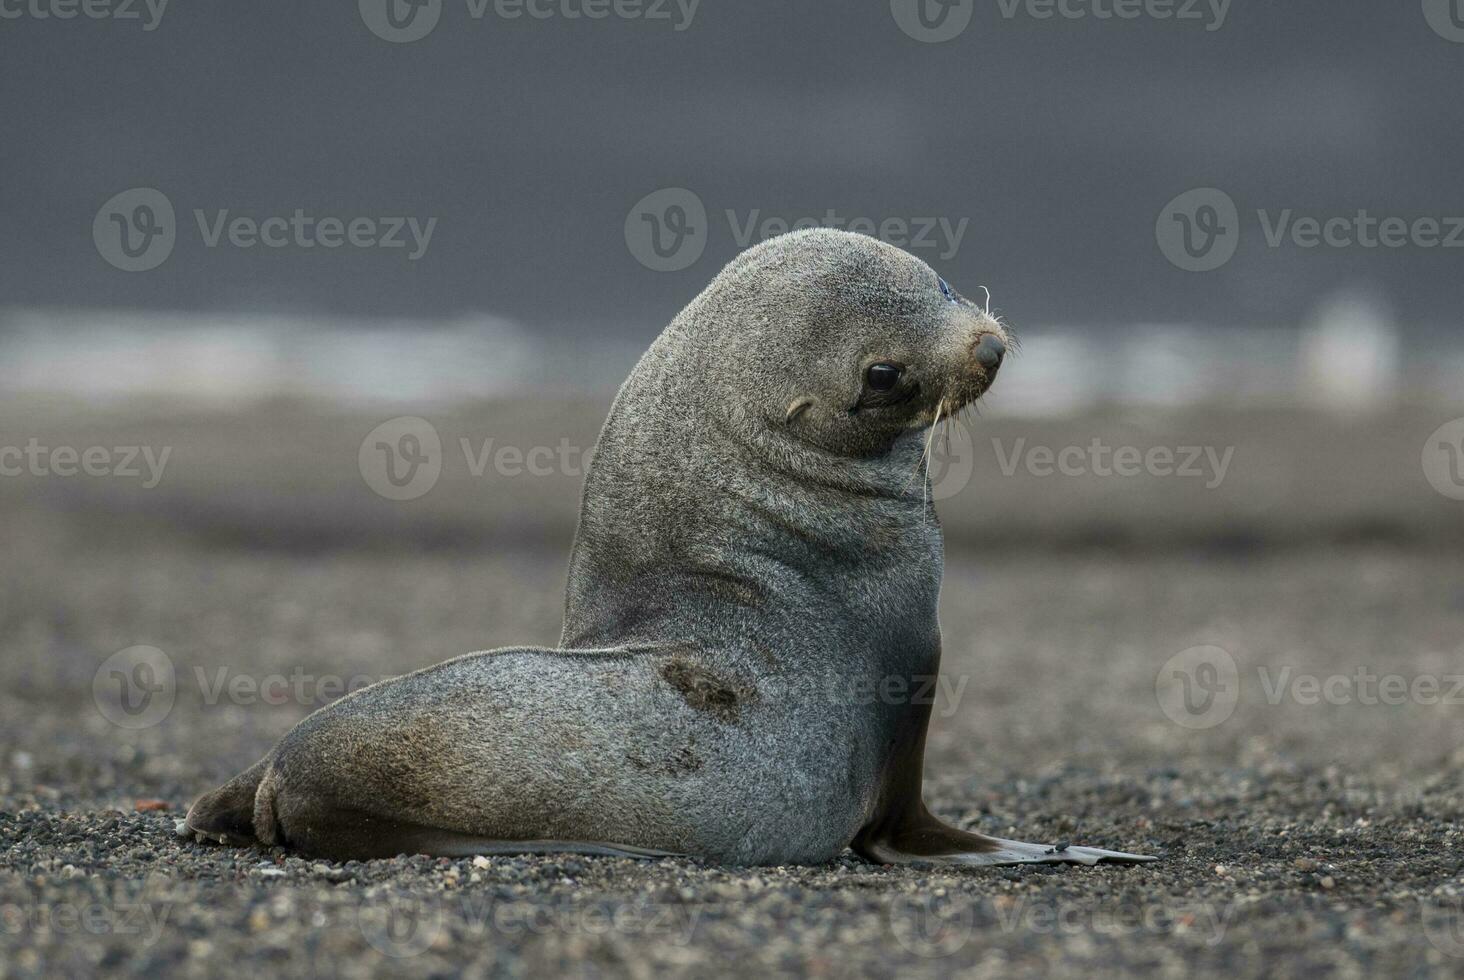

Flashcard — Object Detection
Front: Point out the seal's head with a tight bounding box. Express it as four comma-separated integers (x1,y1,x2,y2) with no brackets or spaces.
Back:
683,229,1010,459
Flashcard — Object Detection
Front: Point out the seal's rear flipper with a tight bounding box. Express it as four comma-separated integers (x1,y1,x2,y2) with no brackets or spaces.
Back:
184,758,269,847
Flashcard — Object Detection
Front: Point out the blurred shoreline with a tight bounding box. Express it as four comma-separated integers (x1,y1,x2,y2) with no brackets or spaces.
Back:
2,396,1460,556
3,291,1462,413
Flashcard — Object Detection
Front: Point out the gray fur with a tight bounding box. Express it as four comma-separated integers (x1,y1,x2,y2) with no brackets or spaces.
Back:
186,229,1153,867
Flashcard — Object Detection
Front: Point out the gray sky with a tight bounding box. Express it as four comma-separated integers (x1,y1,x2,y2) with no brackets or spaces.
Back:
3,0,1462,340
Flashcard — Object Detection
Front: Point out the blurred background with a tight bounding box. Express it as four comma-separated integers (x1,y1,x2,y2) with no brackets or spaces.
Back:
4,3,1464,975
2,0,1462,551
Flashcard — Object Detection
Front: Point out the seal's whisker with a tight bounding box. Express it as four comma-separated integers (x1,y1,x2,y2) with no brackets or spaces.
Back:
921,397,946,522
977,285,992,318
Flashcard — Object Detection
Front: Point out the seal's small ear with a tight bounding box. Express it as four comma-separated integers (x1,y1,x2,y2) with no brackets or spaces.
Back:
784,398,813,424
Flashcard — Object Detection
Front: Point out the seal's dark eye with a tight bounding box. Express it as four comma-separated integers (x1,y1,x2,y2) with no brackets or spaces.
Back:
938,277,958,303
865,363,902,392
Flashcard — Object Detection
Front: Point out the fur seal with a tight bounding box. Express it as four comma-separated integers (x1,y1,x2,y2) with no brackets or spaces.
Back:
186,229,1154,867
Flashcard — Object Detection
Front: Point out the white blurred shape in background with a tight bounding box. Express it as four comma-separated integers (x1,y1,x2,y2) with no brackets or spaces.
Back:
1297,287,1400,414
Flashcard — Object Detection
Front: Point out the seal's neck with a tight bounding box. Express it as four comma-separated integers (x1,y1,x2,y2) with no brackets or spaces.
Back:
559,341,943,651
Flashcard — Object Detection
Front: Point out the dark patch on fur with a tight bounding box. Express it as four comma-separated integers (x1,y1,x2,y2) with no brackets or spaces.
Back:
626,739,704,777
659,657,758,723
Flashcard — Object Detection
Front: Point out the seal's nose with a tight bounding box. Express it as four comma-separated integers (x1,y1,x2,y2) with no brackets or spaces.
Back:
974,333,1006,372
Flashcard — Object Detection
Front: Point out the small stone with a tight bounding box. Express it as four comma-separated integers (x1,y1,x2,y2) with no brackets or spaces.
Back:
1320,876,1336,889
135,799,170,812
472,855,492,869
1293,858,1319,872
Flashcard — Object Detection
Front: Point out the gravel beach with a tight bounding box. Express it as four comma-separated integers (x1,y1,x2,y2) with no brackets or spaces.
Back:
3,401,1464,978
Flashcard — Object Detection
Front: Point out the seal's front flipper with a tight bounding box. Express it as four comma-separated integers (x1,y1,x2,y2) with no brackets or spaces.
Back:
940,835,1156,866
858,831,1155,867
854,804,1156,868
